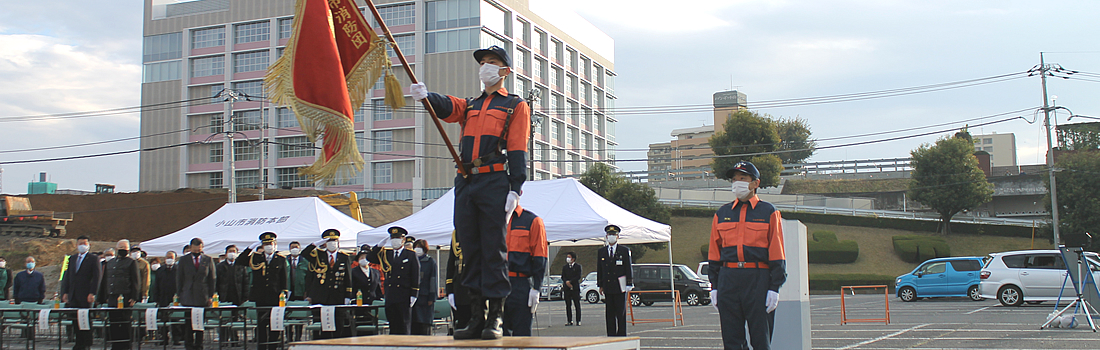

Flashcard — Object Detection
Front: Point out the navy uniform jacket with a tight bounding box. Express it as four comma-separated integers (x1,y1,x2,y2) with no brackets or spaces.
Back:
445,242,470,305
351,266,381,304
216,260,250,305
301,245,352,305
235,248,287,307
367,246,420,303
60,253,101,308
597,245,633,295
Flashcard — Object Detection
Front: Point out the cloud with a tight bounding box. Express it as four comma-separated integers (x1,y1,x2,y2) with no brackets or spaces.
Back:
558,0,745,33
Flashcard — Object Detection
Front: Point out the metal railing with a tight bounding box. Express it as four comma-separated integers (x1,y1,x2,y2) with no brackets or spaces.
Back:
658,198,1041,227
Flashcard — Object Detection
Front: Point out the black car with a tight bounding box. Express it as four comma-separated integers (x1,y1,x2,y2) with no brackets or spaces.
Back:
630,264,712,306
540,275,563,300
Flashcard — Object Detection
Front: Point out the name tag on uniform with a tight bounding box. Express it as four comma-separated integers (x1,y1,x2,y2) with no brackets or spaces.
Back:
402,259,408,263
616,260,623,265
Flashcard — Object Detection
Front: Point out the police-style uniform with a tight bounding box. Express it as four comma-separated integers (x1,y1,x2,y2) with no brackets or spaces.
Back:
422,47,530,312
708,161,786,350
597,225,633,337
367,227,420,335
444,230,472,333
301,229,353,339
236,232,288,350
502,206,548,336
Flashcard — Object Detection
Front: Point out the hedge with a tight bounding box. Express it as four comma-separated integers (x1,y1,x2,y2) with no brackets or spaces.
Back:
669,207,1032,238
809,274,896,291
807,231,859,264
892,235,951,263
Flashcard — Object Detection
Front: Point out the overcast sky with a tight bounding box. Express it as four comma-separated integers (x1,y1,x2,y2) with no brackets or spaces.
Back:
2,0,1099,193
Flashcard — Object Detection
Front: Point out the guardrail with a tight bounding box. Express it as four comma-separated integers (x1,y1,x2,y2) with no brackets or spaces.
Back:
658,198,1040,227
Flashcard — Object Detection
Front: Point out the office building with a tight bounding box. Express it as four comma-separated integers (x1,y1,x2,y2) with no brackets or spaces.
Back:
647,90,746,181
971,133,1017,167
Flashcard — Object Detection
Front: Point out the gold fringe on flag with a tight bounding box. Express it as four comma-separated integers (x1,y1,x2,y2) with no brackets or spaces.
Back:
344,34,390,111
383,70,407,111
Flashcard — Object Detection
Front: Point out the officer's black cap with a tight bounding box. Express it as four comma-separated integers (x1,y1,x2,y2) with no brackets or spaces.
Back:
321,229,340,240
259,232,277,243
725,161,760,180
388,226,408,239
473,45,510,67
605,225,621,235
404,235,416,244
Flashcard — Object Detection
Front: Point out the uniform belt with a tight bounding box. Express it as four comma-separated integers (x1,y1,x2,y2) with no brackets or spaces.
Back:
508,271,529,277
725,261,769,269
459,162,506,175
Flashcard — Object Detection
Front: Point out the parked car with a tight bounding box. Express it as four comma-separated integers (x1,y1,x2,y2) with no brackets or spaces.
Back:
580,272,604,303
979,249,1100,306
540,275,563,300
630,264,712,306
895,257,985,302
697,262,709,280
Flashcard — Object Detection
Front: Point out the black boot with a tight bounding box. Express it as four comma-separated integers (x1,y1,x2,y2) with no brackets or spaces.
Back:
481,298,504,340
454,296,485,340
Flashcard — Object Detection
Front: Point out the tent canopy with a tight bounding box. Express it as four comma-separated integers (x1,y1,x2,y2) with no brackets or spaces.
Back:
356,178,671,248
140,197,371,256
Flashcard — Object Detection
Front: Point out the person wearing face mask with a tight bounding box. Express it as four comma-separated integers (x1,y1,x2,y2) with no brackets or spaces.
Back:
215,245,248,345
13,256,45,304
410,239,437,335
286,241,309,302
98,240,140,350
561,252,583,326
60,236,101,350
367,227,420,335
351,247,381,304
177,238,216,350
501,205,547,337
597,225,633,337
410,45,531,340
153,251,181,345
709,161,786,350
301,229,353,339
101,248,116,266
237,232,288,350
0,257,11,301
130,247,151,304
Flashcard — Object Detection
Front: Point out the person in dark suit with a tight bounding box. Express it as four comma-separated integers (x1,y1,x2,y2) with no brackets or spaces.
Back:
351,248,381,304
444,230,470,334
301,229,353,338
284,241,308,342
60,236,102,350
237,232,287,350
176,238,216,350
153,251,181,345
561,251,583,326
216,245,249,344
98,240,140,350
411,239,438,335
597,225,633,336
367,227,420,335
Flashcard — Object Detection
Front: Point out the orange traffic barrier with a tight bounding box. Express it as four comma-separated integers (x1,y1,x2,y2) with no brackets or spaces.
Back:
840,285,890,325
626,290,684,326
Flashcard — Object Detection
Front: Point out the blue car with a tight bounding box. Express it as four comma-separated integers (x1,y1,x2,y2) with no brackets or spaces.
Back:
895,257,985,302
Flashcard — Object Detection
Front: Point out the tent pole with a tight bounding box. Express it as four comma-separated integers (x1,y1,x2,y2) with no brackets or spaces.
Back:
668,240,675,325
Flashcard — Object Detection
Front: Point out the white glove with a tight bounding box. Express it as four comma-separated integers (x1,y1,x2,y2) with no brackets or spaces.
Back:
528,289,540,313
312,239,329,247
765,290,779,313
410,296,417,306
376,236,388,248
447,294,456,310
344,298,352,305
625,285,633,293
410,82,428,101
248,241,262,250
710,290,719,312
505,191,519,213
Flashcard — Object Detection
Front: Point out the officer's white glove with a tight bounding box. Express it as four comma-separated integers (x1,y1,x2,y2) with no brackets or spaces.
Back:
765,290,779,313
376,236,388,248
528,289,540,313
447,294,456,310
248,241,262,251
312,239,329,247
410,82,428,101
410,296,418,306
505,191,519,213
344,298,352,305
710,290,719,312
625,285,633,293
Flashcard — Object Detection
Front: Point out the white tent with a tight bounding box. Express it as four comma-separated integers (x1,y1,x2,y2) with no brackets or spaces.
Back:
356,178,671,247
140,197,372,256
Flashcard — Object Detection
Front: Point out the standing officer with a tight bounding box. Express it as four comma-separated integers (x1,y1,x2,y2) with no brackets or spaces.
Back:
217,245,248,345
367,227,420,335
410,45,531,340
60,236,101,350
177,238,216,350
597,225,632,337
98,240,140,350
237,232,288,350
561,252,583,326
502,205,547,337
708,161,786,350
302,229,353,338
410,239,437,335
445,230,470,334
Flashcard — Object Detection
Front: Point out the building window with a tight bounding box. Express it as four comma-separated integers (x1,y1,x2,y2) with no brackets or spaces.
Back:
425,0,478,30
388,35,415,57
233,140,259,161
373,162,393,184
425,27,479,54
355,131,366,153
277,136,315,158
532,58,543,83
513,49,526,74
143,61,181,83
481,0,507,35
232,80,264,99
190,55,224,78
565,48,575,72
566,126,575,149
564,75,573,97
209,172,223,188
479,30,505,53
515,78,529,100
278,18,293,39
333,169,363,186
233,50,269,73
276,108,298,128
605,70,616,94
189,83,224,104
568,101,579,125
370,3,415,27
235,21,270,44
232,110,262,131
549,94,559,116
550,67,560,90
551,120,561,145
373,130,393,152
372,99,392,121
143,32,182,62
515,18,529,45
276,168,312,188
192,26,225,49
552,39,563,63
234,169,260,188
984,138,993,144
209,142,223,163
210,113,224,133
534,29,547,56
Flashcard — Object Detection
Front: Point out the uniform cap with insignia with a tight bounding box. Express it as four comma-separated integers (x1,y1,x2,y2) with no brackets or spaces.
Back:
321,228,341,239
725,161,760,180
388,226,408,238
404,235,416,244
604,225,621,235
259,232,277,243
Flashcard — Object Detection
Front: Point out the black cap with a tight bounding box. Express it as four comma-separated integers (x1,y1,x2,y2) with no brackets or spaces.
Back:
605,225,621,235
259,232,277,243
322,229,341,240
725,161,760,180
473,45,510,67
404,236,416,244
388,226,408,239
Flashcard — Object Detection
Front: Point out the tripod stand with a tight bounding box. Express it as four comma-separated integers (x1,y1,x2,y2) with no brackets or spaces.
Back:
1040,246,1099,331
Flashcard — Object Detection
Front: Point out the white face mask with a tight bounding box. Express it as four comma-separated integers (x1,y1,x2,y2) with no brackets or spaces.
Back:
227,252,238,261
0,261,6,268
479,63,503,86
566,257,573,264
391,238,403,249
104,255,115,261
263,245,274,254
327,243,339,252
606,235,617,245
165,259,175,266
415,248,425,257
290,248,301,256
151,264,161,271
359,259,369,267
77,244,89,254
732,181,752,200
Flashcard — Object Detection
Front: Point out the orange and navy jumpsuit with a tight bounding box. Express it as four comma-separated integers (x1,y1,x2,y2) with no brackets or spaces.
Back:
424,87,530,299
501,205,547,336
708,195,786,350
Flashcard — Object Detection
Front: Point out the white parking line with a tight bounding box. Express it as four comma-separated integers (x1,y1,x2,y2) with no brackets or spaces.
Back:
837,323,929,350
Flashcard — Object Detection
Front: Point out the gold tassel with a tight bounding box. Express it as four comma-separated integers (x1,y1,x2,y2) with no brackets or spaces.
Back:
383,70,407,111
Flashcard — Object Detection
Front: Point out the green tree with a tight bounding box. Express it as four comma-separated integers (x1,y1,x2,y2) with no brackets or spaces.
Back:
578,163,624,198
1047,151,1100,249
578,163,670,259
710,110,784,187
908,133,993,234
774,117,817,165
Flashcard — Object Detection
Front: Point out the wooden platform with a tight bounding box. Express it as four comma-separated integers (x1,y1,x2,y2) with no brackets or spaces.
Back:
289,335,640,350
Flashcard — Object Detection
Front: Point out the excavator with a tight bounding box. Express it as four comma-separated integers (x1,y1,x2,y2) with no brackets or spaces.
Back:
0,196,72,237
316,192,364,223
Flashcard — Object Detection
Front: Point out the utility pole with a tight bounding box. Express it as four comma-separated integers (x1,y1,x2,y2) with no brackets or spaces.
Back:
526,89,542,179
1040,52,1062,245
221,89,241,203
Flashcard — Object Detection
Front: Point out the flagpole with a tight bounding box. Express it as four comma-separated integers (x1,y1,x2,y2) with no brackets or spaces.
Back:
363,0,468,177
